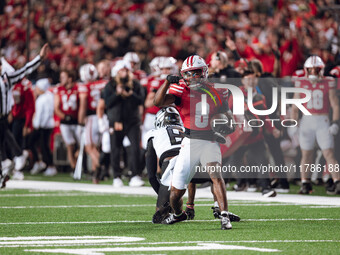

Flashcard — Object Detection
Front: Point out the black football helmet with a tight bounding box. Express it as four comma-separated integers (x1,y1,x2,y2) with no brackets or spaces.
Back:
155,107,182,129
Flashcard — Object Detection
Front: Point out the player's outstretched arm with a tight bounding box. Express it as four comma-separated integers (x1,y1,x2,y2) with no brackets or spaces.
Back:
154,79,176,107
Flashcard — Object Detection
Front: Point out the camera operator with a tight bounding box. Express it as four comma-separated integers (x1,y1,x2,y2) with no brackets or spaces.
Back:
101,60,145,187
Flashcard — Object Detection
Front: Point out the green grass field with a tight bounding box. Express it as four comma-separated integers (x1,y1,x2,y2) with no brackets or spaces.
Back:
1,176,340,254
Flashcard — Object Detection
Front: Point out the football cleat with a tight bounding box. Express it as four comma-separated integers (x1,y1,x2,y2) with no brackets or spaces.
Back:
299,182,313,195
211,207,241,222
212,206,221,219
221,215,232,230
326,181,340,195
0,174,10,189
152,202,172,224
162,211,187,225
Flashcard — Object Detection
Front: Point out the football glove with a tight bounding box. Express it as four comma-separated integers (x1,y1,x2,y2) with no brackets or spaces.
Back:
211,113,235,136
212,122,234,136
185,207,195,220
213,132,226,144
166,75,180,84
329,122,339,136
185,203,195,220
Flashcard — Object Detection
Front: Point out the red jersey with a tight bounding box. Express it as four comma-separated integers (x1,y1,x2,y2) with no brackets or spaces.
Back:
145,76,164,115
295,77,335,114
11,78,35,128
168,81,229,131
53,83,79,120
133,70,147,81
79,79,107,115
330,66,340,90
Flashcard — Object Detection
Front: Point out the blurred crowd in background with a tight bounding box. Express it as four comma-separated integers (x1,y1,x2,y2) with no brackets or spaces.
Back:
1,0,340,79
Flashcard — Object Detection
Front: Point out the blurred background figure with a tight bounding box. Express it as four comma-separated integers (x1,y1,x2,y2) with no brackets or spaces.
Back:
53,70,80,171
30,78,56,176
101,60,145,188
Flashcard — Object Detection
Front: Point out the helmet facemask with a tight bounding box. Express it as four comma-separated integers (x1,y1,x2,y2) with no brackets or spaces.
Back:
181,68,206,90
303,56,324,83
306,67,322,83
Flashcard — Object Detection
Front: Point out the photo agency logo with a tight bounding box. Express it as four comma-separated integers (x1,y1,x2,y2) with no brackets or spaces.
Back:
199,82,311,129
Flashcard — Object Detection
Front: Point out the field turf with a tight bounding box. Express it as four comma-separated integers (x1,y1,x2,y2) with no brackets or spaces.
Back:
0,176,339,254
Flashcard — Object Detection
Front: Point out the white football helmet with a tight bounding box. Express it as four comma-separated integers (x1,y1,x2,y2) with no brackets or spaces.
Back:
159,57,178,79
111,60,132,77
79,64,98,83
304,56,325,82
155,106,182,129
181,55,208,89
149,56,165,77
123,52,140,70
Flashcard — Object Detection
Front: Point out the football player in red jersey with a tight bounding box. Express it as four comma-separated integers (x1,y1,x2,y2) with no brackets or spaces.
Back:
11,78,35,150
54,70,80,170
292,56,340,195
78,64,108,183
142,57,178,150
154,55,234,230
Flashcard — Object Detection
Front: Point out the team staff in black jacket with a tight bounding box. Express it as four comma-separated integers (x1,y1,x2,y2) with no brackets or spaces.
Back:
101,60,145,187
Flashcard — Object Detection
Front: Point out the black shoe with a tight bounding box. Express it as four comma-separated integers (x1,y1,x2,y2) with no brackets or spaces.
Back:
299,182,313,194
185,207,195,220
262,188,277,197
0,174,10,189
326,181,340,195
212,206,221,219
152,203,172,224
325,178,334,190
211,207,240,222
162,211,187,224
228,212,241,222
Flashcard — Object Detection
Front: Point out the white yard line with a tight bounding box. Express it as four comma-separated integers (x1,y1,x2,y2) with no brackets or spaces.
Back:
5,180,340,206
0,203,303,209
0,193,111,197
1,237,339,248
301,205,340,208
25,243,281,254
1,218,339,225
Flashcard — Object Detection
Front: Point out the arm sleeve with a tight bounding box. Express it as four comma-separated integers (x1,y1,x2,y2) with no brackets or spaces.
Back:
7,56,41,86
145,138,160,194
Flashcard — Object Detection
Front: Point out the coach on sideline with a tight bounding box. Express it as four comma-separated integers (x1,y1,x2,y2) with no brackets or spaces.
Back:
0,43,48,188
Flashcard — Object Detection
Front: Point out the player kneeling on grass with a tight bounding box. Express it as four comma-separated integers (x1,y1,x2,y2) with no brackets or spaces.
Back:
154,55,236,230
